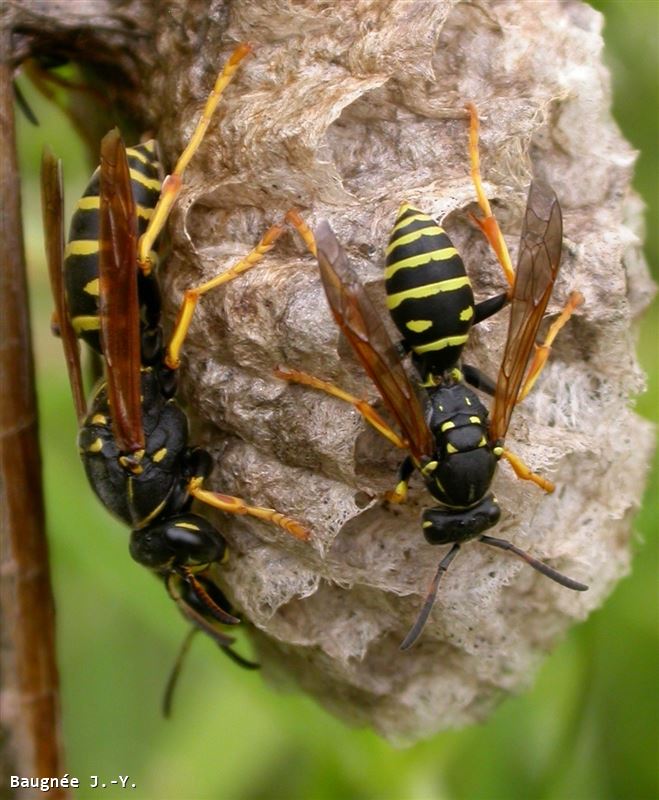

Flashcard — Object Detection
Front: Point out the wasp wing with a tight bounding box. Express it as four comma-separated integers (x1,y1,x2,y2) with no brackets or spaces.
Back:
489,181,563,444
98,129,144,453
315,221,435,462
41,147,86,422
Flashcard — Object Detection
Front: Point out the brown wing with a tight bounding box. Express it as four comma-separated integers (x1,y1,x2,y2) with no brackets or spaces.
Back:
315,221,435,462
41,147,86,422
489,181,563,444
98,129,144,453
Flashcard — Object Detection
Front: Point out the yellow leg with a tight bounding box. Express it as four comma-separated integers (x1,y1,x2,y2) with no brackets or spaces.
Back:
137,42,253,272
189,480,311,542
466,103,515,289
285,209,317,257
384,456,416,504
384,480,409,504
165,222,285,369
501,448,555,493
517,291,584,402
274,366,407,450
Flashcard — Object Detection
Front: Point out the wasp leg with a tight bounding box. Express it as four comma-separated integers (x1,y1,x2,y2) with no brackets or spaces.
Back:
274,366,407,451
500,448,554,493
285,209,317,256
188,479,311,542
517,290,584,403
175,566,241,625
466,103,514,289
474,290,509,323
384,455,415,504
137,42,253,273
462,363,497,397
165,222,286,369
165,572,239,637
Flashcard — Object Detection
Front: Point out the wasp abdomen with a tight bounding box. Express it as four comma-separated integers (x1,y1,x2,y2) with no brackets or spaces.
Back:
385,204,475,375
64,140,163,351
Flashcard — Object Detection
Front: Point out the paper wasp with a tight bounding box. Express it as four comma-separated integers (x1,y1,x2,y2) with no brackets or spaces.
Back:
277,105,588,649
41,43,310,673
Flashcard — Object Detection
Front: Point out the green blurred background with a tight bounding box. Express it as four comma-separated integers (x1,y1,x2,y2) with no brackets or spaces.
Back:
14,3,657,798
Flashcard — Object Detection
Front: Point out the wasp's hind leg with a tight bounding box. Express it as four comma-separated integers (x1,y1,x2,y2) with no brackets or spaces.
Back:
466,103,515,289
285,209,317,256
384,455,415,504
517,290,584,402
274,366,406,451
137,42,253,273
165,222,286,369
499,448,555,493
461,364,497,397
278,214,401,442
188,481,311,542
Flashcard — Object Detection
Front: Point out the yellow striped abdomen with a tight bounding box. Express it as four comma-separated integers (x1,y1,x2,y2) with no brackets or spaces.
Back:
385,203,474,376
64,140,163,352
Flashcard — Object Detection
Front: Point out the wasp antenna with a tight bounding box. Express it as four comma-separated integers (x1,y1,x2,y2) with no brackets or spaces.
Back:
162,627,198,719
400,543,461,651
220,647,260,671
479,534,588,591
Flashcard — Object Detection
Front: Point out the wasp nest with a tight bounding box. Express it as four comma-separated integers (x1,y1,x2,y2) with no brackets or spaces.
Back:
143,0,655,742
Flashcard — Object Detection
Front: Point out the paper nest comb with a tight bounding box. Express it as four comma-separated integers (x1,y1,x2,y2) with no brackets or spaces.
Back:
143,0,655,742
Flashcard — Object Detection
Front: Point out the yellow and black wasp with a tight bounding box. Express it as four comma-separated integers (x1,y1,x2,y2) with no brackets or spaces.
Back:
41,43,310,683
278,105,587,649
